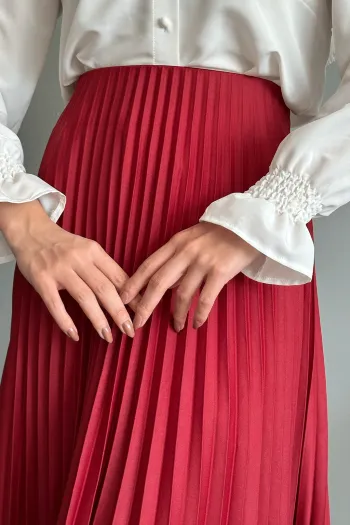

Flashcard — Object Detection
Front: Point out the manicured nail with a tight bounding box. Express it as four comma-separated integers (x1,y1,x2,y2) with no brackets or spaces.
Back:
133,314,144,330
193,319,203,329
173,320,184,333
66,327,79,341
101,326,113,343
120,291,129,304
122,320,135,338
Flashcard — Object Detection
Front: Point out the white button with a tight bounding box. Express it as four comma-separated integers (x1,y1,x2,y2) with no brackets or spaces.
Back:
157,17,173,32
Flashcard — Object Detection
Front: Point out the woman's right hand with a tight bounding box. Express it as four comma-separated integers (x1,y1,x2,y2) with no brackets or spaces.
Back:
0,201,138,342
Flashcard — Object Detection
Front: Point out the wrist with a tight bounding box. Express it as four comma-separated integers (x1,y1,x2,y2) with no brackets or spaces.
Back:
0,201,52,252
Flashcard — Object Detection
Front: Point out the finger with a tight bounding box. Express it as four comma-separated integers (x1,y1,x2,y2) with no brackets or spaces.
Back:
169,277,182,289
133,254,188,330
37,279,80,341
120,242,175,304
63,271,115,343
79,266,135,338
94,250,142,312
193,271,227,329
172,266,206,332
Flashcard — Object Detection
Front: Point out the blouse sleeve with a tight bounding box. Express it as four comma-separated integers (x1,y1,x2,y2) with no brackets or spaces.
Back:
199,0,349,285
0,0,66,264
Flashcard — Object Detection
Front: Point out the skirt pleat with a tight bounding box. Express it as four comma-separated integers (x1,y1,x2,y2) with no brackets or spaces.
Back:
0,66,329,524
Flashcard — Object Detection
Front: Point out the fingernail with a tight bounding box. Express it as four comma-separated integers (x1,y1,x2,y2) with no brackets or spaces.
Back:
173,320,184,333
133,314,144,330
66,327,79,341
122,320,135,338
193,320,203,329
101,326,113,343
120,291,129,304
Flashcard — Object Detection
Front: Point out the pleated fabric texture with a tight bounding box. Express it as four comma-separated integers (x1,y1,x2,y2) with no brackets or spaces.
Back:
0,66,329,525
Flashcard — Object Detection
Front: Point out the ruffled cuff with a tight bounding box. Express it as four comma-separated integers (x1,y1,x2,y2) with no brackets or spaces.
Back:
199,189,315,286
0,154,66,264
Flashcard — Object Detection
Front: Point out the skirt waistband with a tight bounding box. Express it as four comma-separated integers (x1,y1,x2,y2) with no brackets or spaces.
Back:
76,65,288,118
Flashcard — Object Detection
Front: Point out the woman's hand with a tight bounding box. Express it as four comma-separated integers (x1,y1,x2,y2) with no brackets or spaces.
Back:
120,222,261,332
1,201,139,342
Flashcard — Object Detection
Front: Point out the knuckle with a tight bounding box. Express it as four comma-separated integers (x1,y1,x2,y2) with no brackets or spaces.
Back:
214,264,230,279
171,231,184,245
94,280,111,297
137,302,150,317
198,295,213,309
35,279,54,299
43,295,64,318
111,306,128,321
121,284,132,297
183,240,198,258
139,257,152,273
176,288,189,304
75,289,93,305
69,247,85,265
43,294,59,311
32,266,50,283
196,253,212,268
149,274,163,290
87,239,102,257
27,255,51,275
113,273,126,288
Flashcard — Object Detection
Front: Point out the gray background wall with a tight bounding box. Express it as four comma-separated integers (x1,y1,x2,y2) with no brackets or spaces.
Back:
0,23,349,524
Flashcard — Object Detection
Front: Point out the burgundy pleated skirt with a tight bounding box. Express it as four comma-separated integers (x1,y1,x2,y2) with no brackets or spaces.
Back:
0,66,329,524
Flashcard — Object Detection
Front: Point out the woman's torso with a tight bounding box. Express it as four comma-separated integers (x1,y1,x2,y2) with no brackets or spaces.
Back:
59,0,332,121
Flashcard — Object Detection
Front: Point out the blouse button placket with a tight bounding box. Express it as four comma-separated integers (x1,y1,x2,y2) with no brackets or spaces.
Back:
153,0,180,65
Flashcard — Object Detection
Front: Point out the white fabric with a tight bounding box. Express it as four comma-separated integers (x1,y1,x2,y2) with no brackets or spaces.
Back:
0,1,349,285
0,128,66,262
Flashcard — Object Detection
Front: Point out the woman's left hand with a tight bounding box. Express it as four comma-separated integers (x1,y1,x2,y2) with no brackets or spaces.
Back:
120,222,261,332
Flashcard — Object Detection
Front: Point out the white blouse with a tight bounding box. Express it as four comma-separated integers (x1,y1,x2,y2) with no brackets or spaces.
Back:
0,0,349,285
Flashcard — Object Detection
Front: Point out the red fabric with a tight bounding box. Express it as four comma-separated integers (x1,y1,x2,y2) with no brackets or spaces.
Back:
0,66,329,524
